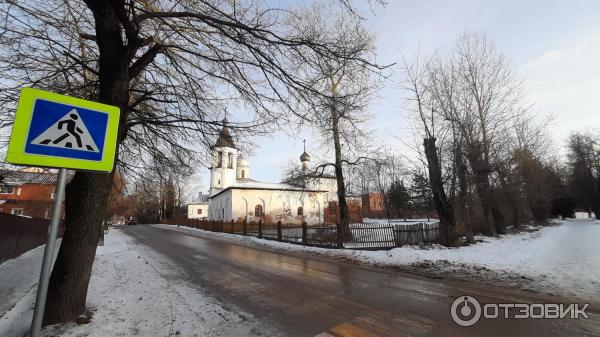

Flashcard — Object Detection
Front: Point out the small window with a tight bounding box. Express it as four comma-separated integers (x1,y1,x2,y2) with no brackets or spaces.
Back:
297,207,303,216
11,208,24,216
0,185,15,194
217,151,223,168
197,209,202,215
255,204,263,218
242,170,245,178
228,153,234,168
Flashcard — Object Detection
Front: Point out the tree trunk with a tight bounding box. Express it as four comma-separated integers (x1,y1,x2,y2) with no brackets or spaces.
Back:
456,147,474,242
423,138,458,247
44,3,129,325
468,154,505,235
43,172,113,325
330,99,351,238
593,178,600,220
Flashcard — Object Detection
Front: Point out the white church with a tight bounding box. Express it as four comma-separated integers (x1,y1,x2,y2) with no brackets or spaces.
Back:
206,118,339,225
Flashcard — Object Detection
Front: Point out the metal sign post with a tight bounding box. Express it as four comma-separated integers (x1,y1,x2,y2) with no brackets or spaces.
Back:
29,168,68,337
5,88,120,336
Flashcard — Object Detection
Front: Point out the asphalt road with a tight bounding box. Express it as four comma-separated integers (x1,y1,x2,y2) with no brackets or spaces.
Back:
120,225,600,337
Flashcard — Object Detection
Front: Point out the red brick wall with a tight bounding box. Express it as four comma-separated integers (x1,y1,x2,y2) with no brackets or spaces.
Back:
323,199,363,224
361,192,385,218
0,184,58,218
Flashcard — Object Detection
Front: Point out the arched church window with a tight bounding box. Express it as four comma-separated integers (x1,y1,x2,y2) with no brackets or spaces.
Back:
297,207,303,216
255,204,263,218
242,170,245,178
228,153,233,168
217,151,223,168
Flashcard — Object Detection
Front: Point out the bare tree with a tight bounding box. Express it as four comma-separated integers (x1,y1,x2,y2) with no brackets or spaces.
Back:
402,54,459,246
287,3,385,230
428,33,527,235
0,0,385,324
361,151,403,222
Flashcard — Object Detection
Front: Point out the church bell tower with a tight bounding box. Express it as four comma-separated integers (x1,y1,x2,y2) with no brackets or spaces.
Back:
209,117,238,195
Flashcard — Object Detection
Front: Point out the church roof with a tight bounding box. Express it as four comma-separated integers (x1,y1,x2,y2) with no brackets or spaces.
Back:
213,118,236,148
300,151,310,162
209,179,326,199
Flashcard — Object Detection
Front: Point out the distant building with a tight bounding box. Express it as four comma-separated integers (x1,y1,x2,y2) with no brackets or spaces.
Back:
361,192,385,218
0,168,71,218
206,118,362,224
188,192,209,220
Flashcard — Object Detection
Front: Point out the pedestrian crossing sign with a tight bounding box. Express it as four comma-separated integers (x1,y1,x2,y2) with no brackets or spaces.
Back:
6,88,120,172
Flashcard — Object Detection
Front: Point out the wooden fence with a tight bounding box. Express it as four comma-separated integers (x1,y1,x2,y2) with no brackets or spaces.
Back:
161,218,440,250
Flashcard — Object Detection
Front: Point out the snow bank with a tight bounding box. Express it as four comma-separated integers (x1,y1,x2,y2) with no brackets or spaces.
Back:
0,241,61,337
158,219,600,301
1,229,279,337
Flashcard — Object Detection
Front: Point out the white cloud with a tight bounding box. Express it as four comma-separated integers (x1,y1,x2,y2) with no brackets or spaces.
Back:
520,31,600,147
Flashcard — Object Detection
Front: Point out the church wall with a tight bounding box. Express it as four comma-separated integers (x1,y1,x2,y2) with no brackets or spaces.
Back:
208,189,233,221
229,189,336,225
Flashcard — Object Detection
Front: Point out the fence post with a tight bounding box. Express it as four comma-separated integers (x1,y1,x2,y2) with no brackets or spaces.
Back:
243,220,247,235
336,223,343,248
392,225,401,247
277,221,282,241
258,220,263,238
302,221,307,245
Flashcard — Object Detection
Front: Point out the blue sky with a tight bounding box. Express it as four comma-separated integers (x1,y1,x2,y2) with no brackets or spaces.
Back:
193,0,600,194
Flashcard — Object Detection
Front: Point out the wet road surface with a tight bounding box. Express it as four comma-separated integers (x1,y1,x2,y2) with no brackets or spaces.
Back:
120,225,600,337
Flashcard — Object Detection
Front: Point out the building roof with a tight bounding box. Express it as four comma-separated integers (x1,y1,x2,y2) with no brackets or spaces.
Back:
188,201,209,206
281,173,337,186
209,179,326,199
0,169,74,186
213,118,236,149
300,151,311,162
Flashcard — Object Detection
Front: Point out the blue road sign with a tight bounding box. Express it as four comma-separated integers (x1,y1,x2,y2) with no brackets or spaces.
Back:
25,99,108,161
6,88,120,172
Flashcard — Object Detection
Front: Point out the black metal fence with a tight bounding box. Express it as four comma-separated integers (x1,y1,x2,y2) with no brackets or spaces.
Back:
162,218,440,250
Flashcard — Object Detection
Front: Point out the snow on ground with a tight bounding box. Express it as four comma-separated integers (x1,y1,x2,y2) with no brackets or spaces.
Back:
0,228,280,337
158,219,600,301
0,243,48,337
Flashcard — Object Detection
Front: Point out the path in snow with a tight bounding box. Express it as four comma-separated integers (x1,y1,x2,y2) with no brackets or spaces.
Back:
0,229,280,337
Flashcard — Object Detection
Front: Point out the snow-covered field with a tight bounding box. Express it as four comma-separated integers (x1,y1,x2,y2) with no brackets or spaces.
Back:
160,219,600,301
0,229,279,337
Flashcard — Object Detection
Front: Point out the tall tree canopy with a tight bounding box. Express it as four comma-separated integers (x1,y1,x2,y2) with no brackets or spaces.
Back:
0,0,384,324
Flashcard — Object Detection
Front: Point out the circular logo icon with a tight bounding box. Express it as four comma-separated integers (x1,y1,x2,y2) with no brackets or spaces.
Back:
451,296,482,327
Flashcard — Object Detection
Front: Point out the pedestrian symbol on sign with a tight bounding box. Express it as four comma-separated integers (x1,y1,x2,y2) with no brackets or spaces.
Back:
6,87,119,171
31,109,99,152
